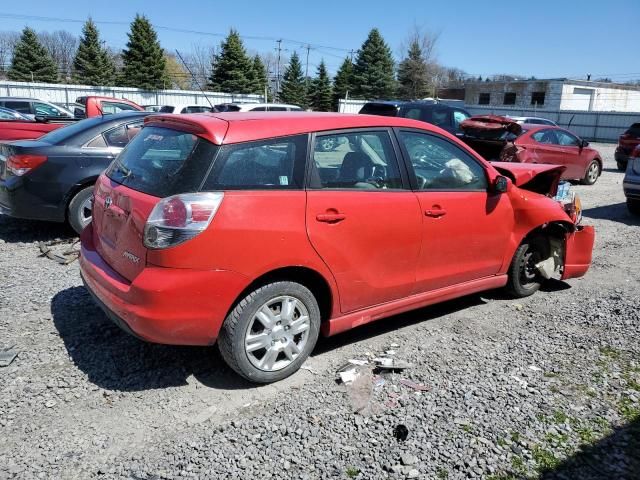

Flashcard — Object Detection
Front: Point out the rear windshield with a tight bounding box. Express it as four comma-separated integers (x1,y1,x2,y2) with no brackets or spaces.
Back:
106,126,217,197
627,123,640,136
359,103,399,116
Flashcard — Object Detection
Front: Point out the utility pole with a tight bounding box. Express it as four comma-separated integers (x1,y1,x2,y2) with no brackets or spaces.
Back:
304,44,311,78
348,49,355,62
275,39,282,101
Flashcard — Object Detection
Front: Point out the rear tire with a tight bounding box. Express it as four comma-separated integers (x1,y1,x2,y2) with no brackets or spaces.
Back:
581,160,600,185
68,186,94,234
627,198,640,216
218,281,321,383
506,236,549,298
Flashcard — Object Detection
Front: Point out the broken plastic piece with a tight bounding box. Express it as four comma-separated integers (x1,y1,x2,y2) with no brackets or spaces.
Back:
399,379,430,391
0,346,18,367
373,358,412,371
535,257,556,279
347,359,368,366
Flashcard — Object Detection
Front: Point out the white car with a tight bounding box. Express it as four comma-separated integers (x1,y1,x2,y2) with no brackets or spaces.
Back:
158,104,215,114
509,116,557,126
215,103,304,112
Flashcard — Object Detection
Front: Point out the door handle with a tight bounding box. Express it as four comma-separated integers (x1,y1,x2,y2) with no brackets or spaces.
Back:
425,208,447,218
316,213,346,223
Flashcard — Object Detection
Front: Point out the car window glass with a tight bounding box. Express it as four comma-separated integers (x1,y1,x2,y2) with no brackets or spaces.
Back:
431,108,451,128
251,106,266,111
399,131,487,190
159,106,175,113
532,129,558,144
556,130,580,146
311,131,403,190
269,106,287,111
3,101,31,114
85,134,107,148
203,135,307,190
101,102,138,114
453,110,470,130
402,108,422,120
103,121,143,148
33,102,65,117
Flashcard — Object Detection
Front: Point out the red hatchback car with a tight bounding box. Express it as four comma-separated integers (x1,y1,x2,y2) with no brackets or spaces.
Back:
461,116,602,185
80,112,595,383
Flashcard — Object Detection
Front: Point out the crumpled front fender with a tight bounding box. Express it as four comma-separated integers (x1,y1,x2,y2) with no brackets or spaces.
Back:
561,225,595,280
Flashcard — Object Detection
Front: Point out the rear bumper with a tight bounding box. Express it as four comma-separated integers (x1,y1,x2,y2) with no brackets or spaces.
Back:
561,225,595,280
79,225,251,346
615,148,629,164
623,177,640,199
0,175,66,222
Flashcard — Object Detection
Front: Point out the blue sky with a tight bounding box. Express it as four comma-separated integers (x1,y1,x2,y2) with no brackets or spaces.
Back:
0,0,638,80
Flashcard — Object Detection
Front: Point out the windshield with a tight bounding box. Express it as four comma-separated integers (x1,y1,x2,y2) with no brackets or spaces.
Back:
106,126,218,197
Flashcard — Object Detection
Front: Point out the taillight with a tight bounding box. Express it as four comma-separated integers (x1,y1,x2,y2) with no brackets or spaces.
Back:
7,154,47,176
143,192,224,249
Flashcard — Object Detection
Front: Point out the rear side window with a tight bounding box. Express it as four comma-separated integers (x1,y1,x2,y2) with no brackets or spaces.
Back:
106,126,217,197
203,135,307,190
3,101,31,114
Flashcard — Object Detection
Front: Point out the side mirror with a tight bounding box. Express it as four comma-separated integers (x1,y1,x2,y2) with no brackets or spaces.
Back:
493,175,509,193
580,139,589,148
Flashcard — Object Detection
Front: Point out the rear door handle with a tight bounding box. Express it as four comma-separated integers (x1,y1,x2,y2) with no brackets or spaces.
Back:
316,213,346,223
425,208,447,218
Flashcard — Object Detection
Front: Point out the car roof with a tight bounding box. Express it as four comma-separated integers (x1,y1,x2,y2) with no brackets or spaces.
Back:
145,111,436,145
235,103,301,110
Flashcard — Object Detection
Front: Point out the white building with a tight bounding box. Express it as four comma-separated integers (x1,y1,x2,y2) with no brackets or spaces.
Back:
464,78,640,112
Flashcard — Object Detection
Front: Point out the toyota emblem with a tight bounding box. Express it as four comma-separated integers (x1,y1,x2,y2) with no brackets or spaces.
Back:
104,196,113,208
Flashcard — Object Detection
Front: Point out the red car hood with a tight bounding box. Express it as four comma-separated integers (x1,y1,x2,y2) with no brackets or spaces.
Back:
460,115,523,136
492,162,566,191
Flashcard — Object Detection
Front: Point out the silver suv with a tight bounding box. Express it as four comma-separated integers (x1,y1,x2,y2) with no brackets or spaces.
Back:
0,97,74,119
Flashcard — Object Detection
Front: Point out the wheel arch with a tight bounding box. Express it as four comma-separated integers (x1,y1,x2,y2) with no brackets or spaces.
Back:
225,266,335,326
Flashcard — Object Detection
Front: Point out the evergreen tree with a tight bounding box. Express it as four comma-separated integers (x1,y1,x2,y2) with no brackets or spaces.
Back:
207,30,254,93
119,15,166,89
250,55,268,96
279,52,306,107
72,19,115,85
309,60,332,112
332,57,354,111
8,27,58,83
351,28,395,99
397,39,430,100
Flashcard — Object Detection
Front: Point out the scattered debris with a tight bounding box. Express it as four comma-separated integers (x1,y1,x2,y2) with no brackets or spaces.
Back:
373,376,386,388
528,365,542,372
393,424,409,442
511,375,528,388
38,239,80,265
300,365,318,375
338,368,359,385
385,350,397,355
347,359,368,366
373,358,412,371
399,379,430,392
0,346,18,367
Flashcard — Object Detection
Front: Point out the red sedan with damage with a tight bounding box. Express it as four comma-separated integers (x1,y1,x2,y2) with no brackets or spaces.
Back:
461,115,603,185
80,112,595,383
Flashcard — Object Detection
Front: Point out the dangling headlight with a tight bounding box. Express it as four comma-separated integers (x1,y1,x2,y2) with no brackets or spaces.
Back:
554,181,582,224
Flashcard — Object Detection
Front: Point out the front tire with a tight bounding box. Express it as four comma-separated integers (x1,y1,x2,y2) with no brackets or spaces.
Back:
218,281,321,383
581,160,600,185
628,198,640,216
506,236,549,298
68,186,94,234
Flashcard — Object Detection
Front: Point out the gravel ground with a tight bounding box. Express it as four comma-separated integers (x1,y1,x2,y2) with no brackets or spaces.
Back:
1,143,639,480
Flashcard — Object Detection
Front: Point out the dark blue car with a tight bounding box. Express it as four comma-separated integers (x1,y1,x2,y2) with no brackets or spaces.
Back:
0,111,150,233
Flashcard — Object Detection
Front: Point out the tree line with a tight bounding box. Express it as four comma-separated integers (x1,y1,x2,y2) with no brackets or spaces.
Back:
1,15,471,111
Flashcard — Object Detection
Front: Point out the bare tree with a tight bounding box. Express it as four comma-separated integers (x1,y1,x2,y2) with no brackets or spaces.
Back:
39,30,78,82
184,43,216,90
0,31,20,78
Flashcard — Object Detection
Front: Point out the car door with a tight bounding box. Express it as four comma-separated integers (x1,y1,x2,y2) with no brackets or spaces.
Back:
306,128,422,313
554,129,587,178
528,129,565,165
395,129,514,293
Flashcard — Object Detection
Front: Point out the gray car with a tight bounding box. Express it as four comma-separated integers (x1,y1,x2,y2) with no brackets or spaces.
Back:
623,146,640,215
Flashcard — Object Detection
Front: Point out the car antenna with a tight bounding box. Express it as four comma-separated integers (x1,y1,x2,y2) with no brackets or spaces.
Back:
174,49,215,111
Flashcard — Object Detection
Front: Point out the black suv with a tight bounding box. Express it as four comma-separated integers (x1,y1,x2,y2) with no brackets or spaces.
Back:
359,100,470,136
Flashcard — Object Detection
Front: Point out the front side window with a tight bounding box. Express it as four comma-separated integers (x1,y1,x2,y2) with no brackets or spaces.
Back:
399,131,487,190
203,135,307,190
555,130,580,147
453,110,470,130
310,130,403,190
33,102,67,117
